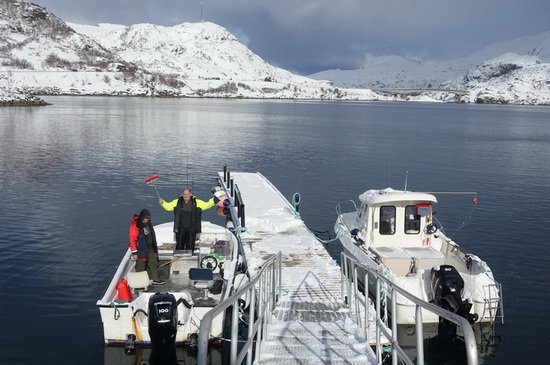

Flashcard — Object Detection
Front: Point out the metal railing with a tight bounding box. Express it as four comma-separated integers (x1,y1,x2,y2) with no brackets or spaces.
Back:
218,165,249,273
341,251,479,365
197,252,282,364
221,164,246,230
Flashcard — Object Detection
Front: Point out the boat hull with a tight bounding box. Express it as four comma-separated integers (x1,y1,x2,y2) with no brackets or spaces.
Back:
339,231,501,325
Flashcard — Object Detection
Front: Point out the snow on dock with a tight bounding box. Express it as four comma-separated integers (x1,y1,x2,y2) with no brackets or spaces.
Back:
219,172,377,364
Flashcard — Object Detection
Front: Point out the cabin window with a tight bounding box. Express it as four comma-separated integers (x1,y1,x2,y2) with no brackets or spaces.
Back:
404,205,420,234
379,206,395,235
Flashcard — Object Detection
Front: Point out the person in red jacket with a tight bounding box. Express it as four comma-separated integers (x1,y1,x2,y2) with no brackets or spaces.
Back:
129,209,164,285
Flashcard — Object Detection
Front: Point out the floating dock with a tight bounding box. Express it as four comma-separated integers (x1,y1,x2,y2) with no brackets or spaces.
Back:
219,172,377,364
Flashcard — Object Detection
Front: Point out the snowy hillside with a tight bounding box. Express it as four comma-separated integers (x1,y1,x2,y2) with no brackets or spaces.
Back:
445,53,550,105
69,22,317,86
1,0,381,100
309,55,468,89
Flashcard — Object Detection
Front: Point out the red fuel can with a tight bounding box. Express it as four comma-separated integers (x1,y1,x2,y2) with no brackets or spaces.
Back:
116,279,132,302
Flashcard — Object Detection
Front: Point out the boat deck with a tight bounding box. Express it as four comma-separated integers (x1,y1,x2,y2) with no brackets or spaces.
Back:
143,255,224,307
219,172,377,364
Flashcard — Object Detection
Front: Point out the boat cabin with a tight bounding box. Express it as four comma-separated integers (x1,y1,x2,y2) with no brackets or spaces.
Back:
356,189,437,248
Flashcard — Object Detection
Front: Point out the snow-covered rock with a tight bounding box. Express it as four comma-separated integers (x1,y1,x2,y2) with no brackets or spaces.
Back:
0,85,47,105
0,0,131,72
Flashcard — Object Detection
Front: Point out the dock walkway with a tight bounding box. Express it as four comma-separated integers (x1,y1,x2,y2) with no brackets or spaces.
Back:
220,172,377,365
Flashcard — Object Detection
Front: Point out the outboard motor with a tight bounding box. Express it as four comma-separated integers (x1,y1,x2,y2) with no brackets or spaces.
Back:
148,293,178,351
430,265,479,324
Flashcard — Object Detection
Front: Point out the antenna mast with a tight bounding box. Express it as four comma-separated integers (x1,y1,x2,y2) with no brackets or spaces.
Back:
185,144,189,189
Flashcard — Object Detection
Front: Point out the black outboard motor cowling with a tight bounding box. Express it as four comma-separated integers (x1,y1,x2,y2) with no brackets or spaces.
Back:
148,293,178,350
431,265,478,324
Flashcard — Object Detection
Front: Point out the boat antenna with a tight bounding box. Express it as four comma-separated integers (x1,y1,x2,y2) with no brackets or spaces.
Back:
404,171,408,192
387,151,392,187
185,143,191,190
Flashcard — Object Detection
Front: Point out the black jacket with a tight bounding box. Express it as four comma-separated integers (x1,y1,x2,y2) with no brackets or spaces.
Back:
173,196,202,234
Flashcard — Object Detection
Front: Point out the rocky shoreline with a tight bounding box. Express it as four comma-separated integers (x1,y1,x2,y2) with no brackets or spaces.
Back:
0,87,49,106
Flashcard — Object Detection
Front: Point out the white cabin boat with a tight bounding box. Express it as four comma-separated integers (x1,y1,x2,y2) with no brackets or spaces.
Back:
335,188,503,325
97,220,247,351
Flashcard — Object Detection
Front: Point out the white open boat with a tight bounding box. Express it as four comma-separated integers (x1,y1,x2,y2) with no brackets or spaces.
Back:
335,188,503,325
97,220,247,351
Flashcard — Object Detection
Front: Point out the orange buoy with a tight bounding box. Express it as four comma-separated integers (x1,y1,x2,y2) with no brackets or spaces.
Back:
117,279,132,302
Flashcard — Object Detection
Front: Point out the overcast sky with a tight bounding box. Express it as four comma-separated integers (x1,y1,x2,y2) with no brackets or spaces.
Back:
32,0,550,75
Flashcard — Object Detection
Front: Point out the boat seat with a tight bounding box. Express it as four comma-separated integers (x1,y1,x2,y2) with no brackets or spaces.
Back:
127,271,150,290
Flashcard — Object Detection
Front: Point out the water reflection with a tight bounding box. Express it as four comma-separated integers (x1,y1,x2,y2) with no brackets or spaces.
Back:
396,322,500,365
104,346,223,365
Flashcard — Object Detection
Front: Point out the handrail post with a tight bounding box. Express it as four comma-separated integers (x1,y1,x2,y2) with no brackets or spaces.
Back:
263,269,269,346
272,261,276,310
231,303,239,364
375,278,381,364
240,203,246,228
346,261,352,308
364,271,369,341
353,265,360,327
197,320,212,364
391,289,398,365
278,252,282,301
416,305,424,365
246,286,256,365
340,253,345,303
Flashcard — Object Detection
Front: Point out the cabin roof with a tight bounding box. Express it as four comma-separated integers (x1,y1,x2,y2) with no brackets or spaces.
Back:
359,188,437,205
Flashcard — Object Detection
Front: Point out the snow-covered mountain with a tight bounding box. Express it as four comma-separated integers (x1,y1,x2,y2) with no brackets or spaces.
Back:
309,31,550,89
0,0,380,100
309,31,550,105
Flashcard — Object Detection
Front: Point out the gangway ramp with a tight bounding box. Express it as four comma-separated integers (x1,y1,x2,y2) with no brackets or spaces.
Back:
219,172,377,364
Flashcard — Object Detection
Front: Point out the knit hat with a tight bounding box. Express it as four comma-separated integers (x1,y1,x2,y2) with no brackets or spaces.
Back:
139,209,151,218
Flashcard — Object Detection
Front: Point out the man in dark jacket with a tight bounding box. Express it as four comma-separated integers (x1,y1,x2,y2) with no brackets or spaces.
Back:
159,188,214,252
128,209,164,284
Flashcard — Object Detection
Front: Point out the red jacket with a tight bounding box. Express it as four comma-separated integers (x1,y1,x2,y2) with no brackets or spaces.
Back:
128,214,158,261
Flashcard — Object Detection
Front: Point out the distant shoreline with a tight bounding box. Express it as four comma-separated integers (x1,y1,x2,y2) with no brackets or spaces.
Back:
0,98,50,107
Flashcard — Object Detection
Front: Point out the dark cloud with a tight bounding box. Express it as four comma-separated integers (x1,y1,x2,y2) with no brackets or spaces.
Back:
32,0,550,74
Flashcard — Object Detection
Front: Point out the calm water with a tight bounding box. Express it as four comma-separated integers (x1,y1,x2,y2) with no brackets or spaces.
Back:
1,97,549,364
